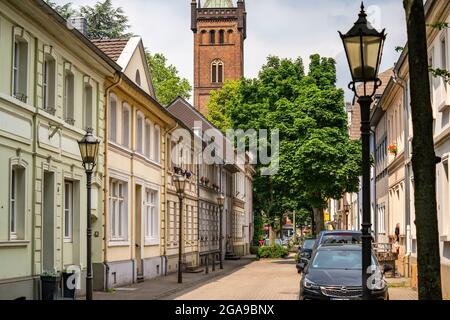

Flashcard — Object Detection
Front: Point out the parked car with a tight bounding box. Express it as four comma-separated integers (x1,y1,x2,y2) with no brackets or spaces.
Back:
314,230,363,250
296,239,316,273
299,244,391,300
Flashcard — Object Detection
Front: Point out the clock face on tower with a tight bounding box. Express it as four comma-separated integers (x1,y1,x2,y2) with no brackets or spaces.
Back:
191,0,247,115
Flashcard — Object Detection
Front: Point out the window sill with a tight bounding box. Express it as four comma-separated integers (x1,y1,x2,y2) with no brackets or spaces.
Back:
144,239,160,246
108,240,130,247
438,101,450,113
134,153,162,168
440,235,449,242
0,240,30,247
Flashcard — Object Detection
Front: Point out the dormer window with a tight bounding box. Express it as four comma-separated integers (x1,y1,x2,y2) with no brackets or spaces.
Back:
136,70,141,86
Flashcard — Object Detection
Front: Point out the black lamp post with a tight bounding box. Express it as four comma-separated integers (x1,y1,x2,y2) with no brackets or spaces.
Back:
77,129,100,301
217,193,225,270
339,2,386,300
173,174,186,284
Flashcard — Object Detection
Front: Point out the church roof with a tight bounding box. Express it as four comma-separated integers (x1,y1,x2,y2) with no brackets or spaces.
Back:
203,0,234,8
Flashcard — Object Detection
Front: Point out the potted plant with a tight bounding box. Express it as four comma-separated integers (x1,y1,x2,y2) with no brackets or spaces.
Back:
205,177,210,186
388,144,398,156
185,170,193,179
174,166,183,175
62,268,77,300
40,270,61,300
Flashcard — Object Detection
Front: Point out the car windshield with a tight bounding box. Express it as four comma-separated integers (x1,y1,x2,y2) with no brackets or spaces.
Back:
310,249,377,270
321,233,361,245
303,240,316,250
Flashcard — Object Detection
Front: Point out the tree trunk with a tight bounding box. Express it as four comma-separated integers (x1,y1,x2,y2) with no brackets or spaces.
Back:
313,207,324,236
403,0,442,300
311,210,316,236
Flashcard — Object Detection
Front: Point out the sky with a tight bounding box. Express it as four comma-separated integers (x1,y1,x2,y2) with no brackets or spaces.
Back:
53,0,407,102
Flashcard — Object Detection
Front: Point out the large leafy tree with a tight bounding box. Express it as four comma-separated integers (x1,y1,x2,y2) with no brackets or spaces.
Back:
45,0,132,39
146,52,192,106
208,55,361,237
403,0,442,300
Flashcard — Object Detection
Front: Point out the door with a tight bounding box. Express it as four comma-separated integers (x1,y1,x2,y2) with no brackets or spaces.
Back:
43,172,55,272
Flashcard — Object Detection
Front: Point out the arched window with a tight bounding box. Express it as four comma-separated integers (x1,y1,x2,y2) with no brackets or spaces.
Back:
219,30,225,44
211,59,224,83
135,70,141,86
210,30,215,44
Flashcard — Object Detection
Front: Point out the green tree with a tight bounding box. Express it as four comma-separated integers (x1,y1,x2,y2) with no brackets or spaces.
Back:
403,0,442,300
208,55,361,237
80,0,132,39
44,0,77,19
146,52,192,106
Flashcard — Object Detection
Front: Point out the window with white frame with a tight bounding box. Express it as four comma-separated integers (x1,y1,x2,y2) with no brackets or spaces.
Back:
153,125,160,163
64,181,73,242
43,55,56,111
109,179,128,240
13,37,29,103
84,83,93,130
64,70,75,124
429,47,435,106
10,166,26,240
136,113,144,154
145,120,152,159
441,33,448,94
377,204,385,234
144,188,159,242
109,94,117,142
122,103,131,148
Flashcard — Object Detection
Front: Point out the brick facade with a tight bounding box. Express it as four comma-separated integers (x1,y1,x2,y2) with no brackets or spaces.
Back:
191,0,246,114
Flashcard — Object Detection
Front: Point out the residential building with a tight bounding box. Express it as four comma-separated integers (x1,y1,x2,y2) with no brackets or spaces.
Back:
191,0,247,114
91,37,180,288
0,0,117,299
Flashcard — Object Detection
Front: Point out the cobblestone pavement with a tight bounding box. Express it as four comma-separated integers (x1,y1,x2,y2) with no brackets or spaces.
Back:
167,257,300,300
389,287,418,300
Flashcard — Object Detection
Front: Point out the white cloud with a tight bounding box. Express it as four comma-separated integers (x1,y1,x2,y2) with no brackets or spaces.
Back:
53,0,407,102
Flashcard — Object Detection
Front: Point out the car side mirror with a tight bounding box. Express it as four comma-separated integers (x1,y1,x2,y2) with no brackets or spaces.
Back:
383,264,394,274
298,262,305,271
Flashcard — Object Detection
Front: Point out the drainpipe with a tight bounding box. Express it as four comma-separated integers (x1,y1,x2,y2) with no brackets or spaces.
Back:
103,72,122,290
370,128,377,243
394,70,411,277
163,122,179,275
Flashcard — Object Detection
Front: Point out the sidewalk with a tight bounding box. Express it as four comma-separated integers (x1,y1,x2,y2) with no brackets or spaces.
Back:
386,278,418,300
94,257,255,300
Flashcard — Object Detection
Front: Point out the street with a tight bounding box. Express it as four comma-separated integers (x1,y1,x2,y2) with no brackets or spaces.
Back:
94,255,418,300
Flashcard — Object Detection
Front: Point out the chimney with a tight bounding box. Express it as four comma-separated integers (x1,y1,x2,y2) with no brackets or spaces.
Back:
191,0,198,32
70,17,88,37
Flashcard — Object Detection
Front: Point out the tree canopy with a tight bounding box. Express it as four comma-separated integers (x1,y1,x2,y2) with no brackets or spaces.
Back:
146,52,192,106
207,54,361,235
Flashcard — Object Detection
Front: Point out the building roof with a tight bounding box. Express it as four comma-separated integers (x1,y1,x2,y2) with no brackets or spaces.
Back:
203,0,234,8
91,39,129,62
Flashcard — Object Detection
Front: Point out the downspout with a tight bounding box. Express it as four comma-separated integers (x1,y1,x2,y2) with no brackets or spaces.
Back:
103,72,122,290
163,122,179,275
370,128,377,243
32,38,39,298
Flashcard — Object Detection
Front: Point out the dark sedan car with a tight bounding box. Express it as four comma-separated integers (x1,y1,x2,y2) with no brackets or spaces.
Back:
296,239,316,273
299,244,391,300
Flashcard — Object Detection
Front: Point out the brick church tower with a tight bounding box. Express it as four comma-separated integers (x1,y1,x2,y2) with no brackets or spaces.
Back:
191,0,247,114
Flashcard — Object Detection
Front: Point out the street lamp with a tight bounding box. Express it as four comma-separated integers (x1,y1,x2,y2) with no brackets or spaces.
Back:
339,2,386,300
77,129,100,301
217,193,225,270
173,174,186,284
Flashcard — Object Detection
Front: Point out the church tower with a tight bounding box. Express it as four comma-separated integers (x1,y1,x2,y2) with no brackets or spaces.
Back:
191,0,247,114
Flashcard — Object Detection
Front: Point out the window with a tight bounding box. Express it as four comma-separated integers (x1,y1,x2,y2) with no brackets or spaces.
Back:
43,56,56,111
219,30,225,44
144,189,159,242
64,181,73,242
109,94,117,142
210,30,215,44
84,84,93,130
64,71,75,124
136,113,144,154
13,37,28,103
154,125,160,163
122,104,130,148
429,48,434,105
211,60,224,83
110,179,127,240
145,120,152,159
135,70,141,86
10,166,25,240
442,34,448,93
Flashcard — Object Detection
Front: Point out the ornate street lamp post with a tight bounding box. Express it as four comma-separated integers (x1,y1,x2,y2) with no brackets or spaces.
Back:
217,194,225,270
173,174,186,284
339,2,386,300
77,129,100,301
